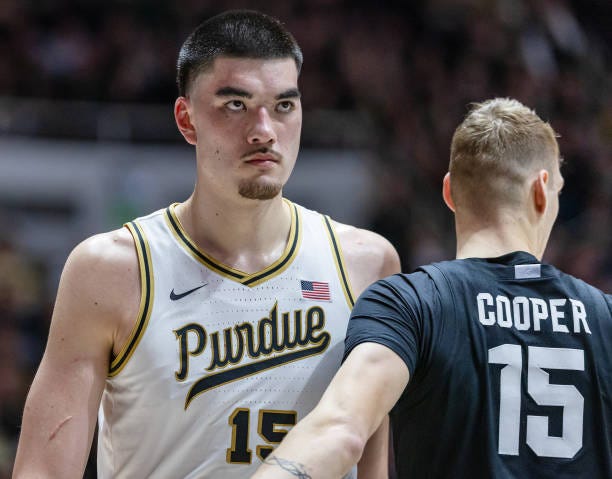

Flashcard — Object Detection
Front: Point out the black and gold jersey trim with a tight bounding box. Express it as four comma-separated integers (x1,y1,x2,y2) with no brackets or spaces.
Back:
323,215,355,308
164,200,302,287
109,221,154,377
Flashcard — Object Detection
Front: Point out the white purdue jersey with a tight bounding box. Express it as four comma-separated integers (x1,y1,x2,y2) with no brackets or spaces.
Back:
97,200,358,479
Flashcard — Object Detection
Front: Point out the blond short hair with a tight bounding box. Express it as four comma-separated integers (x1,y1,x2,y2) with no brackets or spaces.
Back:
449,98,559,212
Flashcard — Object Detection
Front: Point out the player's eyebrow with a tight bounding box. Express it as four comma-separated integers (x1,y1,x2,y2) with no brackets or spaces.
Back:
215,86,252,98
214,87,301,100
276,88,301,100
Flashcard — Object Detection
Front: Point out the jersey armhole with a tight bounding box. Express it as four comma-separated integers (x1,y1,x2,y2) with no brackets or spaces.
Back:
108,221,155,377
322,215,356,308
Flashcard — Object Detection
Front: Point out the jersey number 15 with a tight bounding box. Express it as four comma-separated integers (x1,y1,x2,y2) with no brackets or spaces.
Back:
489,344,584,459
227,408,297,464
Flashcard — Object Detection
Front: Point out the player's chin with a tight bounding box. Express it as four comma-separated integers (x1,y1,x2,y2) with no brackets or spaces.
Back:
238,179,283,200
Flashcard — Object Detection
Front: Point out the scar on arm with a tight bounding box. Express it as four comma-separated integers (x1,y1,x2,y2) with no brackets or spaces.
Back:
49,416,73,441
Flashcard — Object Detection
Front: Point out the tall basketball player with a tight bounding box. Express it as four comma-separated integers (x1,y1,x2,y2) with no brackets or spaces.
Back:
13,10,400,479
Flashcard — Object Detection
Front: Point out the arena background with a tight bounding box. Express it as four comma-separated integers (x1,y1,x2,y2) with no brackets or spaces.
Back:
0,1,610,476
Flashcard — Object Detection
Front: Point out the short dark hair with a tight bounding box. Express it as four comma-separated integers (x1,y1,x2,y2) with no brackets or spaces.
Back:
176,10,303,97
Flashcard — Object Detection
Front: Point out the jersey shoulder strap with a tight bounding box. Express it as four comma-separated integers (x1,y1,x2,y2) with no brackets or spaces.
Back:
417,263,456,323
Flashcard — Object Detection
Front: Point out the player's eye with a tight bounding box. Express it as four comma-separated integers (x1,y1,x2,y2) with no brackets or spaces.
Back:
225,100,246,112
276,101,295,113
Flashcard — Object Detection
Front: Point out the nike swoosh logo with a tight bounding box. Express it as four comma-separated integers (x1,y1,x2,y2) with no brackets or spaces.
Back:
170,283,208,301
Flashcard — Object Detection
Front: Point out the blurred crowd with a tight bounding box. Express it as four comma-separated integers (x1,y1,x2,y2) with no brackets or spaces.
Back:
0,0,611,476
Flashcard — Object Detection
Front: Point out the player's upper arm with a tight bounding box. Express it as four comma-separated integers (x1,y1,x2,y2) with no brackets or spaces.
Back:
329,342,409,440
332,221,401,298
13,228,140,478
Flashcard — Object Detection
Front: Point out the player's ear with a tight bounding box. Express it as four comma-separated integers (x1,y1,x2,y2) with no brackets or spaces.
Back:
442,172,456,213
533,169,548,215
175,97,197,145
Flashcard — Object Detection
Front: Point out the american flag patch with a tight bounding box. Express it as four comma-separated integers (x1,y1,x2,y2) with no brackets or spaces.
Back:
300,280,331,301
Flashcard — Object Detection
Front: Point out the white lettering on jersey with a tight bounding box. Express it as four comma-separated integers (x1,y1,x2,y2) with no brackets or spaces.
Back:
476,294,591,334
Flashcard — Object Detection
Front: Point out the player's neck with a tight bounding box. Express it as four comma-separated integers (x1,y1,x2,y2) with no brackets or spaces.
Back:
454,213,542,260
174,192,292,273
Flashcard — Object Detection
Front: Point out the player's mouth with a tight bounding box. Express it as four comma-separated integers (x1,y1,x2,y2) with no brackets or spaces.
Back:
243,148,282,168
246,158,277,167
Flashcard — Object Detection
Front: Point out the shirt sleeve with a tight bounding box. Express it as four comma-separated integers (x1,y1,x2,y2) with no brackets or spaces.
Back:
343,271,436,376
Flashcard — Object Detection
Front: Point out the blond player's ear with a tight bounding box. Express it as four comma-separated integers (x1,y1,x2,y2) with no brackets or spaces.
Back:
175,97,197,145
533,169,549,215
442,172,456,213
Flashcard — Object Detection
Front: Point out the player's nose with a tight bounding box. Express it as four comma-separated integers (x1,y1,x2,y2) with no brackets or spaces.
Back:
247,107,276,145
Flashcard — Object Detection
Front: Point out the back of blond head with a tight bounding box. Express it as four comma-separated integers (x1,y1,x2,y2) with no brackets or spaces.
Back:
449,98,559,214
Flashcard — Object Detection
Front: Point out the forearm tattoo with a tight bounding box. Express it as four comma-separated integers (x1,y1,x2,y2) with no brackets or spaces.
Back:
262,455,312,479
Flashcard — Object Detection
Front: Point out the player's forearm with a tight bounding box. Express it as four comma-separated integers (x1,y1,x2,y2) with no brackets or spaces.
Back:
357,415,389,479
13,413,92,479
251,416,366,479
13,426,89,479
13,459,86,479
14,370,100,479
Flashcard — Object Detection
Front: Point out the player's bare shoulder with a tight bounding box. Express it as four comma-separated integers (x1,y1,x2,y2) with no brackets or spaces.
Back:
57,227,141,352
331,220,401,297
